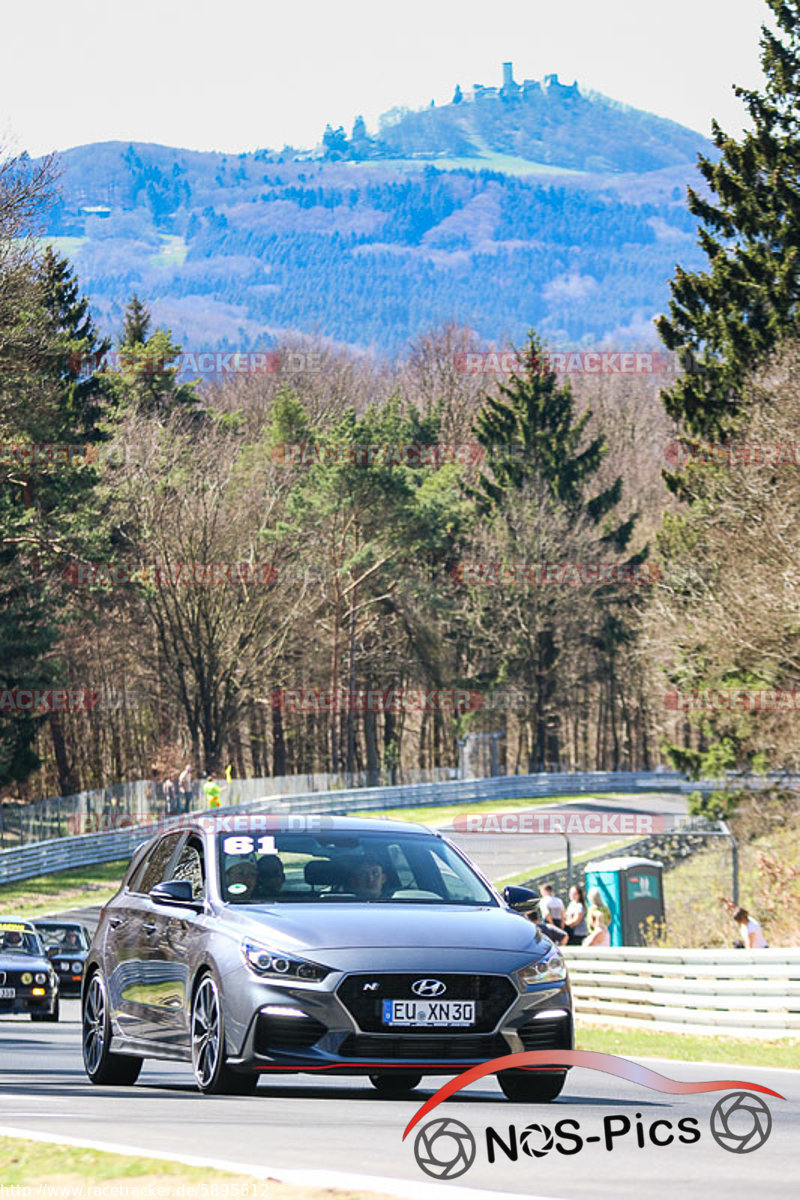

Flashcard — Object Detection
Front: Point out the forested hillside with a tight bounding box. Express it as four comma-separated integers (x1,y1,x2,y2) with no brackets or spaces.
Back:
38,70,711,355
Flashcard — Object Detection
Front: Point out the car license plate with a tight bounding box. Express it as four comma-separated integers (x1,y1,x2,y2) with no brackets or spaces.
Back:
0,988,15,999
382,999,475,1027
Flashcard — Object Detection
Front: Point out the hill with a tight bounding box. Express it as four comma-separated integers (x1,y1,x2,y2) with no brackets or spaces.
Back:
336,63,711,175
36,67,712,356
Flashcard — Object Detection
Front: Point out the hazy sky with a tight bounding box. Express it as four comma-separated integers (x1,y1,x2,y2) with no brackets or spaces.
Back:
2,0,769,156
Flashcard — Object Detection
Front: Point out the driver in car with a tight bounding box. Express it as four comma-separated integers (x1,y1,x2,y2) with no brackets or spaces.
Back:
62,930,81,949
252,855,285,901
348,856,391,900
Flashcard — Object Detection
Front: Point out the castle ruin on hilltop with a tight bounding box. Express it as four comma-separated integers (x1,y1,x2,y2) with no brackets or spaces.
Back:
471,62,579,102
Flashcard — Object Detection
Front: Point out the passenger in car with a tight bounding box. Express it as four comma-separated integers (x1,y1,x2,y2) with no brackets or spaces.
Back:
225,859,258,902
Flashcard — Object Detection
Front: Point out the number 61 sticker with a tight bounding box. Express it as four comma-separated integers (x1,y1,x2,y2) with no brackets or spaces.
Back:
223,835,276,855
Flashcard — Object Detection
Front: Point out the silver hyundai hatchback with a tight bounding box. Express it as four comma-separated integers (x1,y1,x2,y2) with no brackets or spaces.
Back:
82,814,573,1100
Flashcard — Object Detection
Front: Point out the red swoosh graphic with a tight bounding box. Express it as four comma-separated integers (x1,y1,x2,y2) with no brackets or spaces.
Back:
402,1050,785,1139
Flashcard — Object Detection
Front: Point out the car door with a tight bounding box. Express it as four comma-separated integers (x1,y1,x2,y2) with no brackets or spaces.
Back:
112,832,183,1043
157,834,208,1050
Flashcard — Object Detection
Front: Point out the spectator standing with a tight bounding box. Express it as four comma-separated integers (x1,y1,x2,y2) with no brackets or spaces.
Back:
538,883,565,929
583,908,611,947
203,772,224,809
587,887,612,930
734,907,769,948
179,764,193,813
164,776,177,815
564,884,589,945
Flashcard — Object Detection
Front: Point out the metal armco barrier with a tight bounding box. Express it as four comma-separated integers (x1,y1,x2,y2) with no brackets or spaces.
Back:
0,769,720,886
565,947,800,1038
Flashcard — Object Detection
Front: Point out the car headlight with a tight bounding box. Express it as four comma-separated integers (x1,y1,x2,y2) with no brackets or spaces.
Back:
21,973,32,985
518,946,568,986
34,973,47,985
72,961,83,973
240,937,329,982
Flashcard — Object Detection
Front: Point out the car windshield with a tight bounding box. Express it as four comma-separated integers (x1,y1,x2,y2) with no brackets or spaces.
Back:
35,924,88,951
0,924,43,955
216,830,496,907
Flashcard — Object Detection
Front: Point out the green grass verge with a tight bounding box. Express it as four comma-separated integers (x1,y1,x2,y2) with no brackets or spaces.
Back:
0,1136,394,1197
494,837,636,887
0,1137,244,1189
0,860,128,917
577,1024,800,1070
351,792,611,828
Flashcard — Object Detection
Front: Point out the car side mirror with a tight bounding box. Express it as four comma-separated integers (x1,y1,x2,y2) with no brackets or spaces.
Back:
149,880,203,910
504,885,540,913
46,946,59,959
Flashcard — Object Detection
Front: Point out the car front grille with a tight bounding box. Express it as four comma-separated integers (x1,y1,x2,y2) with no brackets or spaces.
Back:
254,1012,327,1055
517,1015,572,1051
337,973,517,1034
339,1032,510,1060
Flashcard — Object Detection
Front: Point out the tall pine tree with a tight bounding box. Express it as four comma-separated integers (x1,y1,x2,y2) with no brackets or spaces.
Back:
468,332,641,769
657,0,800,440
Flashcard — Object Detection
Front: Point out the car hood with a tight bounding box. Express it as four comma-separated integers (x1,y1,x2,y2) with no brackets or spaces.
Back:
0,952,51,972
221,903,546,957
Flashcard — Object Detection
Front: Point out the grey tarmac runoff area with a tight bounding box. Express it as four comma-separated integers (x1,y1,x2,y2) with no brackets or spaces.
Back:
0,1008,796,1199
0,792,796,1198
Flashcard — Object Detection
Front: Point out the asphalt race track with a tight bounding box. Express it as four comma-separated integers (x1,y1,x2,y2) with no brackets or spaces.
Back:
441,793,694,884
1,793,796,1198
0,1003,796,1198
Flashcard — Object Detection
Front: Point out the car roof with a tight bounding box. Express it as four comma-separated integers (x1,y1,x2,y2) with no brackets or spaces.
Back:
193,813,441,837
33,919,83,927
0,916,36,929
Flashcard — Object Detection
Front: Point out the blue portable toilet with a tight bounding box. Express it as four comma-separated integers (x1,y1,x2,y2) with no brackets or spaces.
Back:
583,856,664,947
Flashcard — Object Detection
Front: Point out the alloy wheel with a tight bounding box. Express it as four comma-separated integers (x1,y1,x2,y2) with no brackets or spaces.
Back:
83,974,106,1075
192,976,221,1089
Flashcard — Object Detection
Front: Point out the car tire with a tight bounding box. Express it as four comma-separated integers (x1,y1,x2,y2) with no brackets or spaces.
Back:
191,972,259,1095
498,1071,566,1102
369,1072,423,1097
82,971,143,1086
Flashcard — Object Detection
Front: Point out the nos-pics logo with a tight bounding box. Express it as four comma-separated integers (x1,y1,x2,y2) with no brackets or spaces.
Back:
404,1052,782,1181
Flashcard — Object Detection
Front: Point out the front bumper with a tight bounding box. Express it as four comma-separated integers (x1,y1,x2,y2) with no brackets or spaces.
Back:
52,971,83,997
225,968,573,1076
0,988,58,1016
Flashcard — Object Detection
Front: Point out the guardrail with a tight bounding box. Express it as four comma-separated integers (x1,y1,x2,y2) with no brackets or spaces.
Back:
0,768,458,849
565,947,800,1039
0,769,717,886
